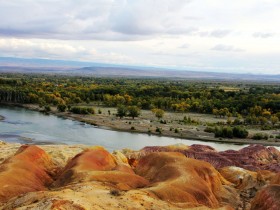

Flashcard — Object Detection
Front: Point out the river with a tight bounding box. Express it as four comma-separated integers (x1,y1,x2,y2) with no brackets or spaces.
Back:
0,106,257,152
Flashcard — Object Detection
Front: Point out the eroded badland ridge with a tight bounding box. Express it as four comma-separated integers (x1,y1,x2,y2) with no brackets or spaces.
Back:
0,141,279,210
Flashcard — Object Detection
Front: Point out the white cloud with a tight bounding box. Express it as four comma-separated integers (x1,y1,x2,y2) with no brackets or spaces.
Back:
179,43,190,49
0,38,91,58
0,0,194,40
0,38,133,63
211,44,245,52
253,32,275,38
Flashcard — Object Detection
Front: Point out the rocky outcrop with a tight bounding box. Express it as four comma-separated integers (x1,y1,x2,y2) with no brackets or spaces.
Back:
220,145,280,172
3,183,233,210
250,185,280,210
127,144,280,172
219,167,277,210
123,144,280,209
0,141,21,164
0,142,279,209
271,172,280,184
0,145,54,203
135,152,239,209
219,167,267,191
53,146,149,190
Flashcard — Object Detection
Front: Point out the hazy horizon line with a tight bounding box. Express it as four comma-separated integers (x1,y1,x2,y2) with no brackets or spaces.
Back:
0,56,279,76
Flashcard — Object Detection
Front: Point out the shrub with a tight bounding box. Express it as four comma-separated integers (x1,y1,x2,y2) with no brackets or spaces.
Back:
44,105,51,112
204,127,215,133
57,104,67,112
174,128,179,133
233,126,248,138
70,106,95,115
252,133,268,140
223,127,233,138
214,126,248,139
233,118,242,125
110,189,121,196
160,119,167,124
151,108,165,119
183,116,192,124
261,125,273,130
155,127,162,134
214,126,233,138
130,126,135,130
87,107,95,114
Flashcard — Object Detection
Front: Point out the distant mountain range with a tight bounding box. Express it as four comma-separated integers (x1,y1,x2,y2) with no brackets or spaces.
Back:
0,57,279,82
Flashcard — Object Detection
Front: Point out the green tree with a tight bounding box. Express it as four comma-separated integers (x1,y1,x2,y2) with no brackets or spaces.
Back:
233,126,248,138
127,106,141,119
57,104,67,112
214,126,233,138
271,115,279,125
44,105,51,112
212,108,219,118
152,108,165,119
70,106,95,114
116,105,127,119
223,127,233,138
218,108,229,118
249,105,262,116
262,109,271,118
259,116,268,125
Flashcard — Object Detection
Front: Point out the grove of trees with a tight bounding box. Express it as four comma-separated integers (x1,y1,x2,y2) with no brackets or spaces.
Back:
0,73,279,128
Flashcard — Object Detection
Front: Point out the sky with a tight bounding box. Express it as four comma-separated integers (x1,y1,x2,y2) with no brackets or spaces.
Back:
0,0,279,74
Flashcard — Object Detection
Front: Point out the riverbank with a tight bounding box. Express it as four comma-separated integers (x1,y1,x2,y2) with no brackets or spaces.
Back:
2,103,280,147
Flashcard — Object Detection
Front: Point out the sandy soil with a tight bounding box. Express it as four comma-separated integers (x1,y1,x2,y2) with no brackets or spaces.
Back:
13,103,280,147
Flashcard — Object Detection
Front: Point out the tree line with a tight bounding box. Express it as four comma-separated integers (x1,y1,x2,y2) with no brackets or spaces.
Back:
0,74,279,127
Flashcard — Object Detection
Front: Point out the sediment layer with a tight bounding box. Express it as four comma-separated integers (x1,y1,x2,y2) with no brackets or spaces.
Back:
0,141,279,210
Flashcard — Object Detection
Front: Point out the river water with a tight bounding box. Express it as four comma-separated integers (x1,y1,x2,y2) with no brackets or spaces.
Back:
0,106,254,152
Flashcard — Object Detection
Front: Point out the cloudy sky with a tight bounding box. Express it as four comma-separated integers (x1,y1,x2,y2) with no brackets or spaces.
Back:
0,0,279,74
